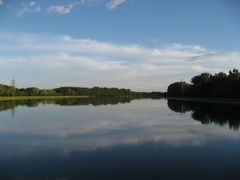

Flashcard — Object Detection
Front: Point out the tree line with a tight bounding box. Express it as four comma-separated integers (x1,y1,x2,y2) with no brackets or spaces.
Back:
167,69,240,98
0,84,140,98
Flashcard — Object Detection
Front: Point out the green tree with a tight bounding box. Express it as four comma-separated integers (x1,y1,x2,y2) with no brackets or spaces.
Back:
191,73,211,85
167,81,190,96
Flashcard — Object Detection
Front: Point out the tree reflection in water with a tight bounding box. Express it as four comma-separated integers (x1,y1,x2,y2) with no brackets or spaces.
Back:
2,97,240,130
0,97,133,117
168,99,240,130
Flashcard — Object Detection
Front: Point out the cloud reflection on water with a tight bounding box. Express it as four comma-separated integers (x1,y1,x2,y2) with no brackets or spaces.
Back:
0,99,239,157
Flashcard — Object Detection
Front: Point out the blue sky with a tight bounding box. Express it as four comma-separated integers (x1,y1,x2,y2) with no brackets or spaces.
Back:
0,0,240,91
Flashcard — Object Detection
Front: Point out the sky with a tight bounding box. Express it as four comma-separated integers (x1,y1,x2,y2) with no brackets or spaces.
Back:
0,0,240,91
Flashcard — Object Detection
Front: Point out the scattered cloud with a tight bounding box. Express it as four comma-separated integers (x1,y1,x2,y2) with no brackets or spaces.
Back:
0,0,3,6
47,0,98,14
0,33,239,91
17,1,41,17
106,0,125,10
47,2,78,14
5,0,126,15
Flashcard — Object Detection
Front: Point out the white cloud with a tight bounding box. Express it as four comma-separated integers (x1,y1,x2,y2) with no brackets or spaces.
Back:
10,0,125,15
0,0,4,6
171,43,207,52
17,1,41,17
106,0,125,10
191,65,211,73
47,3,76,14
47,1,92,14
29,1,36,6
0,33,239,91
46,0,127,14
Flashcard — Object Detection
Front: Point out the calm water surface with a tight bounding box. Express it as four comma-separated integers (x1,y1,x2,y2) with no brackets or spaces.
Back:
0,98,240,180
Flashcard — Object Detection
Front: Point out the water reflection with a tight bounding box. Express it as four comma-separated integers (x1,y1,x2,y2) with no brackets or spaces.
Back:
168,99,240,130
0,99,240,179
0,99,239,153
0,97,132,116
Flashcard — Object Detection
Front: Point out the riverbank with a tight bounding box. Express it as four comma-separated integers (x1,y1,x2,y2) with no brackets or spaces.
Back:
0,96,89,101
167,97,240,104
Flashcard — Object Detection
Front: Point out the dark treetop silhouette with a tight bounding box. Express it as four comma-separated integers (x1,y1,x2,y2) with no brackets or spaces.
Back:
167,69,240,98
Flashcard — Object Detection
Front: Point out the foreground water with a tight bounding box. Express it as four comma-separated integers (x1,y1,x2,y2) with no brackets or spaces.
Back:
0,98,240,180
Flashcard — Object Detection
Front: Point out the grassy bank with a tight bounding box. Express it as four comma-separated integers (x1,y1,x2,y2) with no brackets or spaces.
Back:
0,96,89,101
167,97,240,104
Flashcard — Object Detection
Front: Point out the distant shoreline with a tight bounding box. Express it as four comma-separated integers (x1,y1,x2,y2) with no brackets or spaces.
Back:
167,97,240,105
0,96,89,101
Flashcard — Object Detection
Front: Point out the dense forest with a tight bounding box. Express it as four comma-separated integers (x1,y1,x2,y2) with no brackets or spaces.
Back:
167,69,240,98
0,83,140,98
